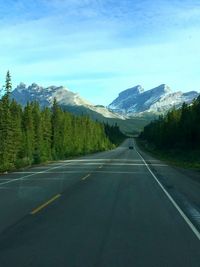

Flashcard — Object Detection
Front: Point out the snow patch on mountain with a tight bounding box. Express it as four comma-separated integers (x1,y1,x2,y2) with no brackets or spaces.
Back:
12,83,92,107
11,82,199,119
108,84,199,115
89,105,126,119
11,83,125,120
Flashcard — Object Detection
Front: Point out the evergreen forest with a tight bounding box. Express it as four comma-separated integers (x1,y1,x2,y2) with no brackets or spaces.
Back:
140,96,200,150
0,72,125,172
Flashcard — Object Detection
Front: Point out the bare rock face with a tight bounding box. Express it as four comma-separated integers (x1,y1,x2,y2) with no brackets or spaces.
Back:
11,83,126,119
108,84,199,115
11,82,199,119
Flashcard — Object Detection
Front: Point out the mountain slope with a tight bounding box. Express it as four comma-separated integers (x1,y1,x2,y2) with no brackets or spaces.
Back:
108,84,199,115
11,82,198,134
11,83,152,134
11,83,125,120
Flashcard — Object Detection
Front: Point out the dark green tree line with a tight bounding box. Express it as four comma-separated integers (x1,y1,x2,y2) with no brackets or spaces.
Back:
0,72,125,172
140,96,200,150
104,122,126,146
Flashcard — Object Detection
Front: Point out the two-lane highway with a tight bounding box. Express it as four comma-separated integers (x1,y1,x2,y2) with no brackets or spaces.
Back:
0,139,199,266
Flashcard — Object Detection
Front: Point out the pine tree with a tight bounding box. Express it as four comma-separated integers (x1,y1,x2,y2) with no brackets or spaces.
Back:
51,98,64,159
140,96,200,151
0,74,117,171
10,100,23,166
32,102,43,163
22,103,34,164
0,72,14,170
41,107,52,161
5,71,12,96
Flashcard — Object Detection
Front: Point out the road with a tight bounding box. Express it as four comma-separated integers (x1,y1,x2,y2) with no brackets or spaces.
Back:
0,139,199,267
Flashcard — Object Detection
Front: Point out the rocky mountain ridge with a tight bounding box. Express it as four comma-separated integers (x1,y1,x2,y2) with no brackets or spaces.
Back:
11,83,200,119
11,83,125,120
108,84,199,115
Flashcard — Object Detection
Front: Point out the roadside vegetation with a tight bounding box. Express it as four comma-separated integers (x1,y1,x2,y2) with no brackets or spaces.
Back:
139,96,200,170
0,72,125,172
104,122,126,146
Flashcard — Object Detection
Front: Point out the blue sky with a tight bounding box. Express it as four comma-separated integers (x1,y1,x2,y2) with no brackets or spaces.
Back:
0,0,200,105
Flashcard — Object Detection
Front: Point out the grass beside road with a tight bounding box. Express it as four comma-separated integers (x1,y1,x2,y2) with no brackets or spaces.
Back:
136,138,200,171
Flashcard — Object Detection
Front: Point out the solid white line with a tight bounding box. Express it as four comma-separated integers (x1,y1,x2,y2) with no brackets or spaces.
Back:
0,162,73,186
64,159,160,162
59,163,168,166
133,142,200,241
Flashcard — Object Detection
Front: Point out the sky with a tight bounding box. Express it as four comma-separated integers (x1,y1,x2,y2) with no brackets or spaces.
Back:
0,0,200,105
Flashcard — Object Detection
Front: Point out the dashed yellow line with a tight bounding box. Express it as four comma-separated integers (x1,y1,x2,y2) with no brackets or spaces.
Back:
30,194,61,215
82,174,90,180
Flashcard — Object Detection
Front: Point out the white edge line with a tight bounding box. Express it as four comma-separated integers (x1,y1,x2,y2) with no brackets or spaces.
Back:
133,143,200,241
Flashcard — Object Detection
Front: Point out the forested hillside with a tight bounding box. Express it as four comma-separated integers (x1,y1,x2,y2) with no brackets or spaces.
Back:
139,96,200,167
0,72,124,172
140,96,200,149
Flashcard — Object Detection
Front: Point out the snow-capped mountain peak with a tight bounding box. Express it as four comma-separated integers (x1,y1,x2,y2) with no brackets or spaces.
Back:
108,84,199,115
11,83,125,120
12,83,92,107
10,82,199,120
152,84,171,94
118,85,144,98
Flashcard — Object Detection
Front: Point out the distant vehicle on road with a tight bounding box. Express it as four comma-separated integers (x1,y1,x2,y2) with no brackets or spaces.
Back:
129,146,133,149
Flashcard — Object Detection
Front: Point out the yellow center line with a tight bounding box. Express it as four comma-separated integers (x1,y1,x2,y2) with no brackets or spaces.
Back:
82,174,91,180
30,194,61,215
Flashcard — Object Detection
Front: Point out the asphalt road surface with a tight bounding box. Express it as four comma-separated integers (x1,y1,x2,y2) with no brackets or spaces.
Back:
0,139,199,267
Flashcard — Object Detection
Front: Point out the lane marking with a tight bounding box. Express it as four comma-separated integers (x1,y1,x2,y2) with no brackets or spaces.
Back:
82,174,91,180
79,163,167,166
98,165,103,169
10,163,167,171
30,194,61,215
10,170,147,175
133,142,200,241
0,162,73,186
59,159,160,162
0,171,146,188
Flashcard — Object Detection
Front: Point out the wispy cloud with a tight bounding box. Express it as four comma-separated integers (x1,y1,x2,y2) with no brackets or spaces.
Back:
0,0,200,104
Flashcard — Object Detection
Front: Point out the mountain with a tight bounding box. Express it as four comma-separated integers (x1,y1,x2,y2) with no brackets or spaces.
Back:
11,83,154,134
11,83,125,120
108,84,199,115
11,82,199,134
